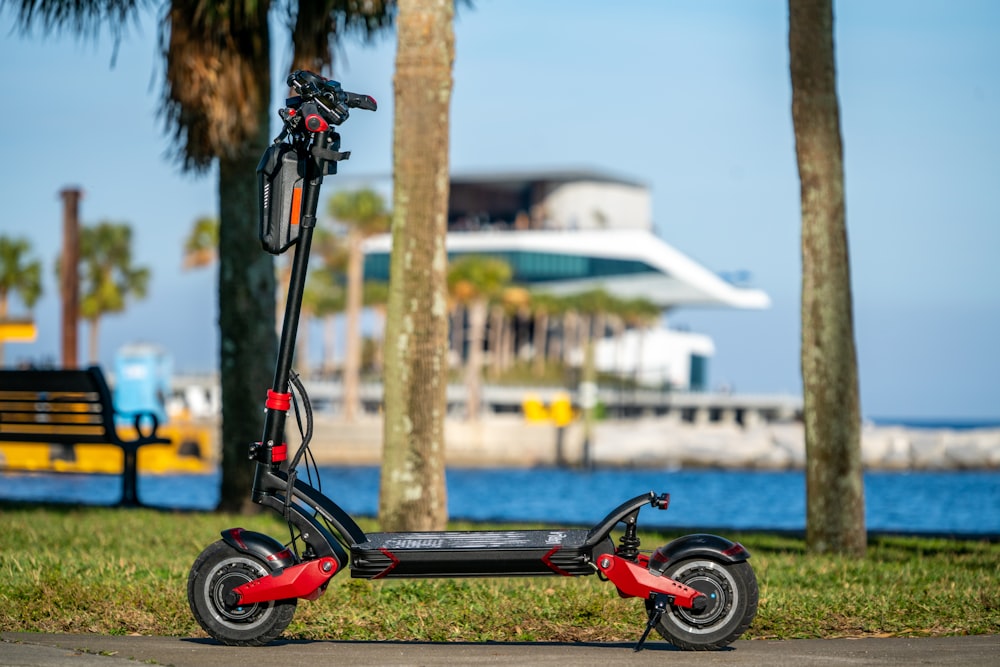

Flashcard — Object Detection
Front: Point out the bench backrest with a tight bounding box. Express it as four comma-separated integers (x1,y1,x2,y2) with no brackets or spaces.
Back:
0,367,119,445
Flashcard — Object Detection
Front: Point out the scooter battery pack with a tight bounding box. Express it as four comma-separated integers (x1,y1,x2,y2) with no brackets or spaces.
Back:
257,142,304,254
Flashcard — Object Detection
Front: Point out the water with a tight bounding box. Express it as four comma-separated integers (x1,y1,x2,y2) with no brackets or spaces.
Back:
870,417,1000,431
2,467,998,536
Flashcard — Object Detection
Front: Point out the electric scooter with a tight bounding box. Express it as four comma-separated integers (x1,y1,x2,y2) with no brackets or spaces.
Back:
187,70,759,652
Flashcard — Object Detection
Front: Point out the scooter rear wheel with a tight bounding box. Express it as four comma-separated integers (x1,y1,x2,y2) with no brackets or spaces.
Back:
644,558,757,650
187,540,297,646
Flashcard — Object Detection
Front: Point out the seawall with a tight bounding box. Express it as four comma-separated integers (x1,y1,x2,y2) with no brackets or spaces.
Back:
298,415,1000,470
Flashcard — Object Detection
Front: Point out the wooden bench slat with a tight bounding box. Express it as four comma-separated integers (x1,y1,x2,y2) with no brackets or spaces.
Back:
2,413,105,425
1,390,89,400
0,392,101,403
0,373,102,393
0,403,103,414
0,423,107,438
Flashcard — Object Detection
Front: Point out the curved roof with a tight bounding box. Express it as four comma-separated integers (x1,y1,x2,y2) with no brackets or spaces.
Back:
364,229,769,310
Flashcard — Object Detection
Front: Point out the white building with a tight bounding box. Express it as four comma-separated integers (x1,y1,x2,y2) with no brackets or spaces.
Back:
362,170,768,391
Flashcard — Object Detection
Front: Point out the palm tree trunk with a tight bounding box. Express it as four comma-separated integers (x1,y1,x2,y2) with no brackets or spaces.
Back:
611,315,625,378
296,313,310,377
88,318,99,365
322,315,337,376
533,309,549,377
379,0,454,532
790,0,865,556
549,313,563,366
449,305,464,369
488,304,504,379
373,306,386,375
0,295,6,367
343,229,363,420
217,88,275,513
464,299,487,420
563,311,579,366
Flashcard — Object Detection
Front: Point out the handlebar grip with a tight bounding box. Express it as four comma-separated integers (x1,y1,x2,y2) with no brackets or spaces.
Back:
345,92,377,112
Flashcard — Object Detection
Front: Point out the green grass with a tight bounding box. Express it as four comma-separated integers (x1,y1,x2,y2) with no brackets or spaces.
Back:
0,505,997,641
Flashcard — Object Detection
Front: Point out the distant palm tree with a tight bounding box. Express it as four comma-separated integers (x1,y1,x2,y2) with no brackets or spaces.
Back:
380,0,455,532
328,188,390,421
447,256,512,420
5,0,394,512
78,222,150,364
0,236,43,366
182,217,219,270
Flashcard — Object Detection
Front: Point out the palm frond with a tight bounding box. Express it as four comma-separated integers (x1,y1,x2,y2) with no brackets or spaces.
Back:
282,0,396,75
4,0,148,40
158,0,270,170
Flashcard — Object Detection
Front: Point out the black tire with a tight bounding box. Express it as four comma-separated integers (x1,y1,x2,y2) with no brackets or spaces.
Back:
187,540,297,646
645,558,758,650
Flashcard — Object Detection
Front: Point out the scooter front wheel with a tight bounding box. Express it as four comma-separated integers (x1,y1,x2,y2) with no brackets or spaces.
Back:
187,540,297,646
644,558,758,650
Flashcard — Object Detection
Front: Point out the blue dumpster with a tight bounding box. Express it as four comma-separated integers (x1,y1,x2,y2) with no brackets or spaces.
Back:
113,344,171,427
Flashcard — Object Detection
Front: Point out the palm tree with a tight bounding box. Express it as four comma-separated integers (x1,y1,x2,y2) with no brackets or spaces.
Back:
0,236,43,366
790,0,865,556
328,188,390,421
380,0,455,532
447,255,512,420
6,0,393,512
78,222,151,364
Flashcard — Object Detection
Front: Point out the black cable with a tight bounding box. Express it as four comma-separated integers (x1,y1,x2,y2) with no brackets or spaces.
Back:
286,371,313,468
282,370,315,520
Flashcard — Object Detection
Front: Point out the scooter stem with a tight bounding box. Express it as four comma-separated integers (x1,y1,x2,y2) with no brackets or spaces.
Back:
257,130,340,466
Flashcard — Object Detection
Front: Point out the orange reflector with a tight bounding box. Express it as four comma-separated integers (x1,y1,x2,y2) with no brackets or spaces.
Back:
290,186,303,226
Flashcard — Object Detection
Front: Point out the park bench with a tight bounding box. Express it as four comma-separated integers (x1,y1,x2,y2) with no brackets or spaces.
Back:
0,366,170,506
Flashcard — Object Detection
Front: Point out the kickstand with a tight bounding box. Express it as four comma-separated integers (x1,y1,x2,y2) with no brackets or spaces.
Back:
635,593,669,652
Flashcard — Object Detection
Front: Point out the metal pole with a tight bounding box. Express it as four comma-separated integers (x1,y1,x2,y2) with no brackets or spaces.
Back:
59,188,82,369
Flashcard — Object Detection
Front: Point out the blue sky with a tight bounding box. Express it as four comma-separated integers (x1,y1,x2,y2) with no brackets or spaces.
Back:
1,0,997,421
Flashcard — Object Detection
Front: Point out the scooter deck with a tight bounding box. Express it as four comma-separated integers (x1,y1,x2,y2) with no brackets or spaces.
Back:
350,529,613,578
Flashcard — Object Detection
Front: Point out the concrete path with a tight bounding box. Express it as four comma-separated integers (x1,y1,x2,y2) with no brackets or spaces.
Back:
2,633,998,667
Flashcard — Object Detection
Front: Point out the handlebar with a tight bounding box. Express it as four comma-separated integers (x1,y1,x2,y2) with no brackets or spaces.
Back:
286,70,377,128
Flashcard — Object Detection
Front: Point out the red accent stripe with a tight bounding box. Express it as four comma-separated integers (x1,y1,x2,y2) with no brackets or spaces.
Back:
266,389,291,411
542,546,573,576
229,527,247,550
272,443,287,463
722,542,747,557
373,548,400,579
